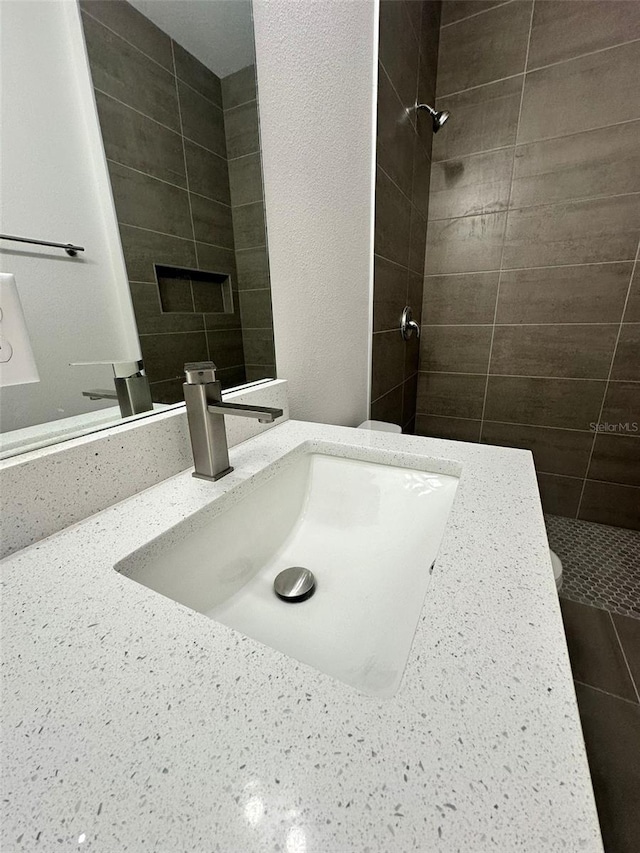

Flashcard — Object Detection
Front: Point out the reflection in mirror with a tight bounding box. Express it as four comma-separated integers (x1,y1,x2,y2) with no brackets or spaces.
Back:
0,0,275,460
82,0,276,401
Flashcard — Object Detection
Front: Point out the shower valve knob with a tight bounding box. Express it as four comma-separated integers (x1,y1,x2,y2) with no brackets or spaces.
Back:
400,306,420,341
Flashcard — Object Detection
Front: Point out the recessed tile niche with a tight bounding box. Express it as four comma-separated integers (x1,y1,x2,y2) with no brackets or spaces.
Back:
156,265,233,316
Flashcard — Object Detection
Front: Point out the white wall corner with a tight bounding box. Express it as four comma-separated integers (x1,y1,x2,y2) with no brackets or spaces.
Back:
253,0,378,427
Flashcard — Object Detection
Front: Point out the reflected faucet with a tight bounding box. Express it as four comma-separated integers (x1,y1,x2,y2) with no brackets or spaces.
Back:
82,389,118,402
183,362,283,482
80,360,153,418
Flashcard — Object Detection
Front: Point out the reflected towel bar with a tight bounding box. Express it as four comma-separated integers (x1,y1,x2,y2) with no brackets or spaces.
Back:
0,233,85,257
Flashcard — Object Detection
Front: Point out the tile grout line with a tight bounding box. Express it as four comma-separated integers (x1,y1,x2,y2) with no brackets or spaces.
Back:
406,0,426,301
396,0,430,425
190,189,231,208
224,96,258,113
148,364,250,378
378,61,418,136
411,410,640,437
227,150,261,164
419,322,630,328
176,75,224,112
235,243,268,252
118,220,235,253
105,158,231,205
92,81,231,166
378,165,427,226
402,0,421,43
371,376,406,407
375,249,424,277
378,46,420,139
524,33,640,78
538,473,637,487
171,41,201,317
434,143,517,165
563,597,640,623
373,13,431,420
183,135,228,163
423,259,636,276
576,235,640,518
81,8,176,75
432,117,640,165
93,87,182,138
516,114,640,152
437,36,640,101
140,330,241,338
404,0,421,49
105,158,187,195
82,9,224,111
573,679,640,707
478,1,536,443
233,199,265,210
609,613,640,703
427,190,640,225
417,369,634,383
437,71,524,102
440,0,514,30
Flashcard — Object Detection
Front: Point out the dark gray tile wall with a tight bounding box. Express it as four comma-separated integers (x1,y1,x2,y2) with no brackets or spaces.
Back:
371,1,442,432
81,1,274,399
417,0,640,529
559,596,640,853
222,66,275,382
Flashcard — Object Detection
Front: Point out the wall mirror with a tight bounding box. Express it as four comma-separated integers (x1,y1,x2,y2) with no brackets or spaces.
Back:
0,0,275,460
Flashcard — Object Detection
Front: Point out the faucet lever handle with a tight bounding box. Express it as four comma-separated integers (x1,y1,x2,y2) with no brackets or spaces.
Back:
184,361,217,384
400,306,420,341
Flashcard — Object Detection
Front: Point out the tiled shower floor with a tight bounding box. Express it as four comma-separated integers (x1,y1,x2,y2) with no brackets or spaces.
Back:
545,514,640,619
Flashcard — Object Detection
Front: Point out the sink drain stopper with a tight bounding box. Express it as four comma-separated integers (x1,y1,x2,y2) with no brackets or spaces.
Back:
273,567,316,602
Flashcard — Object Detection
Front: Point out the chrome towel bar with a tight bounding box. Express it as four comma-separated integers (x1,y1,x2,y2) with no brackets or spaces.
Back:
0,233,85,256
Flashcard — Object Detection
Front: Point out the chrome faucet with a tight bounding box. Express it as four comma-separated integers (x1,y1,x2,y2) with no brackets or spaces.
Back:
183,362,283,482
82,389,118,401
80,361,154,418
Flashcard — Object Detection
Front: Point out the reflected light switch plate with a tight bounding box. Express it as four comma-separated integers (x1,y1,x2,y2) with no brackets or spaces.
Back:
0,273,40,386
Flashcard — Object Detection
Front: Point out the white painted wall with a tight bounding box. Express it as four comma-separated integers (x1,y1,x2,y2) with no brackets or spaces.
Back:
253,0,377,427
0,0,141,433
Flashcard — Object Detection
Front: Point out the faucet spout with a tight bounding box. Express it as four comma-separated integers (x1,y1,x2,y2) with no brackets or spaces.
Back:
183,362,282,482
82,389,118,401
207,401,283,423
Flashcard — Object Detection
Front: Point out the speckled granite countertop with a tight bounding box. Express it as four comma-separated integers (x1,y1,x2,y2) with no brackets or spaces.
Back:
1,421,602,852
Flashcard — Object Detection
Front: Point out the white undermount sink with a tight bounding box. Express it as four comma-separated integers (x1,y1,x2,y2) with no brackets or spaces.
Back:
116,445,459,696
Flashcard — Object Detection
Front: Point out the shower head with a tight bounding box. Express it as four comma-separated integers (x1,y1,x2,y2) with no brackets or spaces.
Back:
433,109,450,130
417,103,450,133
